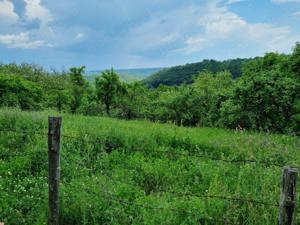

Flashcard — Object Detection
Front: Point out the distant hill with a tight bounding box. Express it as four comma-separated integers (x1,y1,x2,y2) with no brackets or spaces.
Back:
142,58,253,88
85,67,163,83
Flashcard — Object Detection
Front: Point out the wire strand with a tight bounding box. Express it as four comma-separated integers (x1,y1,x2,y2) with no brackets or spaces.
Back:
0,128,295,168
61,134,290,168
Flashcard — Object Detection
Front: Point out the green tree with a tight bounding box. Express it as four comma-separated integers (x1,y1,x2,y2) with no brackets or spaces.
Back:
289,42,300,75
220,52,299,134
289,43,300,134
192,70,233,126
0,73,42,110
78,85,102,116
118,81,148,120
69,66,88,113
47,88,71,112
43,73,71,112
95,69,124,116
159,86,194,125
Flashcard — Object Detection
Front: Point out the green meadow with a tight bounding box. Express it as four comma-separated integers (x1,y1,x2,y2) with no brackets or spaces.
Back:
0,108,299,225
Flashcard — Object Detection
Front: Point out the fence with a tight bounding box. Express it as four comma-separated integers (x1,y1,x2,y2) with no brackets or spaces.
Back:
0,116,298,225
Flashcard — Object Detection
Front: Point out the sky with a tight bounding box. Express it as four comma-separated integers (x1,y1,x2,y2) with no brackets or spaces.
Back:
0,0,300,70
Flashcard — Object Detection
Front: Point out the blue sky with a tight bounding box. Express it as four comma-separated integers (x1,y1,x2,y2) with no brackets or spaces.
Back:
0,0,300,70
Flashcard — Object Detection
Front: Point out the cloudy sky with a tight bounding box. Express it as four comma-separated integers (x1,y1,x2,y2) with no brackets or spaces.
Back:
0,0,300,70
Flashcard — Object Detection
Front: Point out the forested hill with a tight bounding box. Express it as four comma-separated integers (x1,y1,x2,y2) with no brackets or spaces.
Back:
0,43,299,135
143,58,253,88
86,67,162,83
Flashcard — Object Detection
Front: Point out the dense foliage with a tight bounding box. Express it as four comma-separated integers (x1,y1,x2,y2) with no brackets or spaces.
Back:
142,58,252,88
1,109,300,225
0,43,299,135
1,41,299,225
86,67,162,83
0,74,42,110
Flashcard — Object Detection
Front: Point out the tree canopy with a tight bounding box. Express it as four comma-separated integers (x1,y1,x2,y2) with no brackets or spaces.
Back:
0,42,299,135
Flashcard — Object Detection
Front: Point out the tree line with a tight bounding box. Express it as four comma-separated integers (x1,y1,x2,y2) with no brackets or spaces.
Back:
143,58,252,88
0,43,299,135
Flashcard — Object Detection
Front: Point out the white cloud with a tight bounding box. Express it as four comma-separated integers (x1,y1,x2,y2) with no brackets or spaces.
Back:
271,0,300,3
198,7,247,37
127,1,299,57
0,32,44,49
178,36,208,53
0,0,19,27
294,11,300,16
75,33,84,39
225,0,245,5
24,0,53,25
0,0,54,49
193,3,296,54
127,16,180,51
0,0,298,67
198,5,297,53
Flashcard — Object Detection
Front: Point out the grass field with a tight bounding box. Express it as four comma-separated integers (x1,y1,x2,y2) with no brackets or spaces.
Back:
0,108,299,225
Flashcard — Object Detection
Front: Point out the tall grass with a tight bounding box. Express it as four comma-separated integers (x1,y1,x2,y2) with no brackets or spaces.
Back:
0,108,299,224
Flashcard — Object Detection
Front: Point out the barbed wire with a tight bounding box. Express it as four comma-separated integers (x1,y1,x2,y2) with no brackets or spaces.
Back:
124,147,286,168
0,129,300,169
0,150,47,158
95,172,280,208
0,128,297,169
80,187,234,224
59,160,281,210
57,156,281,209
0,148,295,210
112,196,232,224
61,134,289,168
171,192,279,207
0,128,48,137
0,127,295,222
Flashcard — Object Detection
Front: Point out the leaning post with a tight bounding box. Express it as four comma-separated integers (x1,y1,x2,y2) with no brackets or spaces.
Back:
279,166,298,225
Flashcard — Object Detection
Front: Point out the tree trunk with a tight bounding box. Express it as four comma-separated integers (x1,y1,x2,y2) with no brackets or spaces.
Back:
105,103,110,116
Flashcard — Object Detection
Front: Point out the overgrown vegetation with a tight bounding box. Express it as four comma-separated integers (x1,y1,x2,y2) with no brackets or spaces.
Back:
1,43,299,135
142,58,252,88
0,109,300,225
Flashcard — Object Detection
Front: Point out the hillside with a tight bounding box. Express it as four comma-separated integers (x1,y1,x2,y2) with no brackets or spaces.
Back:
143,58,253,88
1,108,300,224
86,67,163,83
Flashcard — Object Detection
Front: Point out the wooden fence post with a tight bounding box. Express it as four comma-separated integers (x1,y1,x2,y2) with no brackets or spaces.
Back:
279,166,298,225
48,117,62,225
